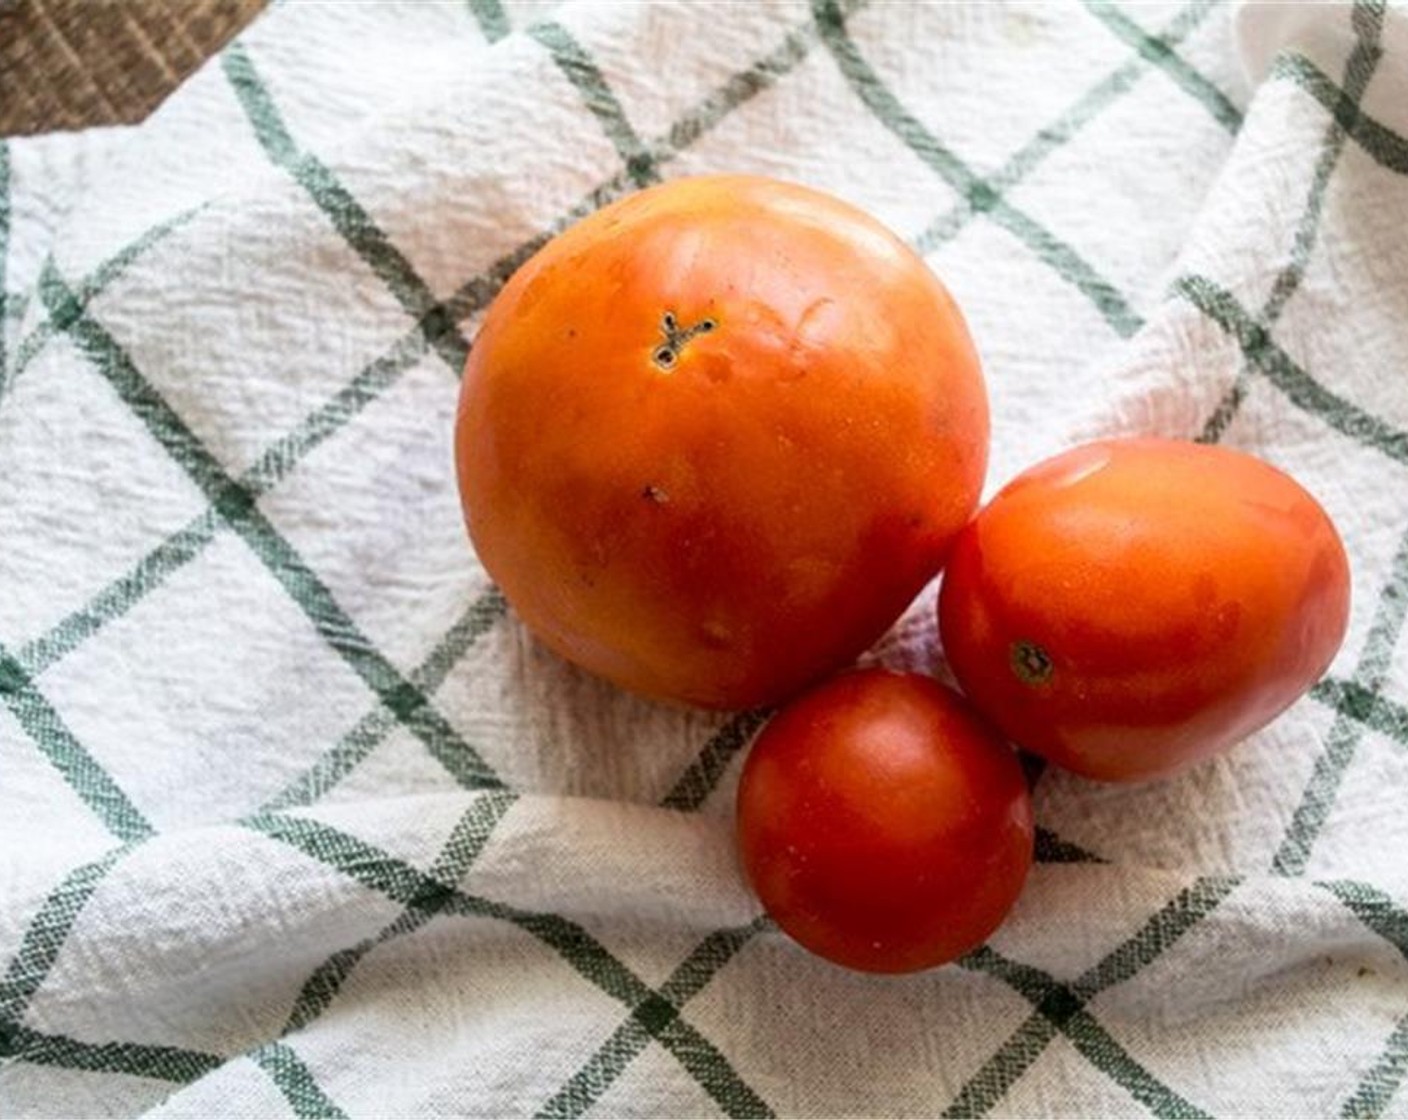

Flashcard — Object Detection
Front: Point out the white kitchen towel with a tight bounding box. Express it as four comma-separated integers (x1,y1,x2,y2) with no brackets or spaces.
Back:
3,1,1408,1116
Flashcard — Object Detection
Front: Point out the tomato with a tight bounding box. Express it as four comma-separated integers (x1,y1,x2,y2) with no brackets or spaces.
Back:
938,438,1351,782
736,669,1033,973
456,175,987,709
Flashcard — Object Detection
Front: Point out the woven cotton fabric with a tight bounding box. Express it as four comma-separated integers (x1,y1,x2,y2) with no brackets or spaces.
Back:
3,1,1408,1116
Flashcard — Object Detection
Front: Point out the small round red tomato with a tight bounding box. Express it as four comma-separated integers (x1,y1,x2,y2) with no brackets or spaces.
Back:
456,175,987,709
736,669,1033,974
938,437,1351,782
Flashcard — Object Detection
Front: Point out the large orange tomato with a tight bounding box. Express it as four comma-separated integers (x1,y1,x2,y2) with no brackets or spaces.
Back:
457,175,987,708
938,438,1350,782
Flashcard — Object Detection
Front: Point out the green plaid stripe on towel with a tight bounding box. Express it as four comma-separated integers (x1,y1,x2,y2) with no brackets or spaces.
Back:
3,0,1408,1115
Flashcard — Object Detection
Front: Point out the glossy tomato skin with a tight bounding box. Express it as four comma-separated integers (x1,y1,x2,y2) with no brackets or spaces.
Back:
456,176,987,709
938,438,1351,782
736,669,1033,974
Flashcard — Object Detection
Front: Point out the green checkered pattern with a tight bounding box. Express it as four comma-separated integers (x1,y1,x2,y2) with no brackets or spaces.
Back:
2,0,1407,1115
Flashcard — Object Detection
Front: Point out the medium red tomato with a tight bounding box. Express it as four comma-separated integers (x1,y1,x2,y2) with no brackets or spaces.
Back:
938,438,1351,782
456,175,987,709
736,669,1033,973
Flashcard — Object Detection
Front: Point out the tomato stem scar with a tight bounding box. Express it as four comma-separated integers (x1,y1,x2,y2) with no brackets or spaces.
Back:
652,311,717,370
1010,640,1053,686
